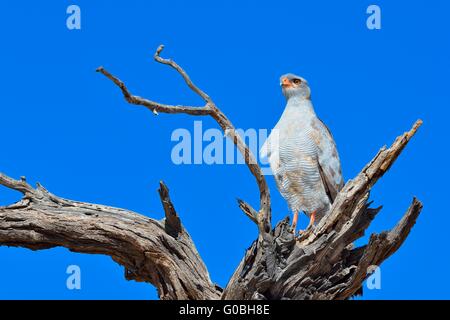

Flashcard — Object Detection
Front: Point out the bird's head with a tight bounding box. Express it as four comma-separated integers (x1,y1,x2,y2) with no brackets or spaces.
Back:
280,73,311,100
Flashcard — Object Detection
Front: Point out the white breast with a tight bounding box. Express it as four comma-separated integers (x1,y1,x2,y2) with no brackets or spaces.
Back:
261,98,331,215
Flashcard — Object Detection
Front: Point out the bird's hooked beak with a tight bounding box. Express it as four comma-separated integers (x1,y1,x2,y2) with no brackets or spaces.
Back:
280,77,292,88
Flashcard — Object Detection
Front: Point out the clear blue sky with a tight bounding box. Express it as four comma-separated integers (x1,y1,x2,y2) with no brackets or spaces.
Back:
0,1,448,299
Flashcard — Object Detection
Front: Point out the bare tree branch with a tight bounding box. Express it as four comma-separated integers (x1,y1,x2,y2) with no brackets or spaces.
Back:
154,45,213,105
1,46,423,300
237,199,258,224
298,119,423,245
158,181,182,238
222,120,423,300
0,174,35,196
335,197,423,299
97,45,271,234
95,66,211,116
0,175,220,300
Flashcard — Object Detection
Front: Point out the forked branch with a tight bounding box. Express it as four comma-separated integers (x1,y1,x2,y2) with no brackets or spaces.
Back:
222,120,423,300
0,46,423,300
0,176,220,300
97,45,271,234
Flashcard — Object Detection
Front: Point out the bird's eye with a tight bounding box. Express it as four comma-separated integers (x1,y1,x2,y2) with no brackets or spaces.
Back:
293,79,302,85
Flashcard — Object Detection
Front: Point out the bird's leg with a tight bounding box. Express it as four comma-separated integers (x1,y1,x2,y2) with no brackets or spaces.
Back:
306,210,316,230
297,210,317,236
291,211,299,234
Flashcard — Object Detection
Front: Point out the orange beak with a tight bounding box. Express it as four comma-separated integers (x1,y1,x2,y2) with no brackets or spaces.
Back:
281,77,291,88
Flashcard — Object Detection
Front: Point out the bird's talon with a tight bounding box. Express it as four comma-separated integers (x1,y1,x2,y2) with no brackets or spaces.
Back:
295,230,307,241
295,230,306,241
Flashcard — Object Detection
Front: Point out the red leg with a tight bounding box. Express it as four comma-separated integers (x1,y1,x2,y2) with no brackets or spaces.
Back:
306,210,317,230
291,211,298,233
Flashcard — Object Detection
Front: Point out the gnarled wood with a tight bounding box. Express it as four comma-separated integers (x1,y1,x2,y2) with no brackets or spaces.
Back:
0,45,423,300
97,45,271,235
222,121,423,300
0,176,220,300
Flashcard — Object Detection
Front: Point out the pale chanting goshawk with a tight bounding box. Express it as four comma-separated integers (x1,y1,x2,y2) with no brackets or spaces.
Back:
260,74,344,233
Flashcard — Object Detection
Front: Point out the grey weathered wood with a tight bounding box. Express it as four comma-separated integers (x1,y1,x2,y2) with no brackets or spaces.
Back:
0,176,220,300
0,46,423,300
158,181,182,238
222,121,423,299
97,45,271,235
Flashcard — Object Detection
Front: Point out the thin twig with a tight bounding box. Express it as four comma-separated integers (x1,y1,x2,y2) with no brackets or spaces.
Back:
154,45,213,105
0,173,34,195
96,66,211,116
97,45,272,233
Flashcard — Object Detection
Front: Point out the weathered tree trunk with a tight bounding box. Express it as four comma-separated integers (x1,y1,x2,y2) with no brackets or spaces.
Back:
222,121,422,299
0,46,423,300
0,178,220,300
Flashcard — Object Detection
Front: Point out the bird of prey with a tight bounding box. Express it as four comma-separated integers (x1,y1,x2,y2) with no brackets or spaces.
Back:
260,73,344,233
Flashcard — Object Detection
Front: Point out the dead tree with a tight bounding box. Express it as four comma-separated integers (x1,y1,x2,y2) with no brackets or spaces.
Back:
0,45,423,300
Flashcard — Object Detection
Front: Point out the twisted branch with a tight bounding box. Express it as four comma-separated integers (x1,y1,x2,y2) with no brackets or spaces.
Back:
222,120,423,300
0,176,220,300
1,46,423,300
97,45,271,234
